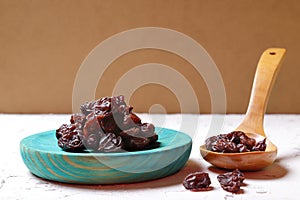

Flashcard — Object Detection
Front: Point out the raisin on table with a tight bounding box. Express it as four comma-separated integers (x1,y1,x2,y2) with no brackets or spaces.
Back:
217,169,245,193
182,172,211,191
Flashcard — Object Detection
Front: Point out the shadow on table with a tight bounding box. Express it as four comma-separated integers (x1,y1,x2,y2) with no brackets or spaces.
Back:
33,153,293,190
207,157,288,180
44,159,204,190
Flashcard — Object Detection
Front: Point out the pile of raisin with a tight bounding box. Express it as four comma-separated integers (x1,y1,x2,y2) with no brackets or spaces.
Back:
56,95,158,152
183,169,245,193
205,131,267,153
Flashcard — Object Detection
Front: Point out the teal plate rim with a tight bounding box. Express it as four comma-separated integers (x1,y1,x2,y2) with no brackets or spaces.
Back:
20,127,192,157
20,127,192,184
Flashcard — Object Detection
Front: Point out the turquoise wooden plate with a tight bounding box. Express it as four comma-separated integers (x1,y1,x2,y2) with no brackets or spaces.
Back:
20,127,192,184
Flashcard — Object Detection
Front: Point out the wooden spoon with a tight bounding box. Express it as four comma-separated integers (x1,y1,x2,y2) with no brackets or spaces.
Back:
200,48,286,171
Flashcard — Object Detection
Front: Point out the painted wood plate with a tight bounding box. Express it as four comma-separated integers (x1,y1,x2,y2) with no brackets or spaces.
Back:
20,127,192,184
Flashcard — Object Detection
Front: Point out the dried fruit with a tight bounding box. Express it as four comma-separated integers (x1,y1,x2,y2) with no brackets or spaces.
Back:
252,138,267,151
56,124,84,152
217,169,245,193
205,131,267,153
56,95,158,152
97,132,123,152
182,172,211,191
120,123,158,151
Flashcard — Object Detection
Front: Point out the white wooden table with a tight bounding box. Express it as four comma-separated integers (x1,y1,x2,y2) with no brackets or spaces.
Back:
0,114,299,200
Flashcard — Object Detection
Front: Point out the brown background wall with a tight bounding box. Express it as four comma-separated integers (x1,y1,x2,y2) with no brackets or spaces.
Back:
1,0,299,114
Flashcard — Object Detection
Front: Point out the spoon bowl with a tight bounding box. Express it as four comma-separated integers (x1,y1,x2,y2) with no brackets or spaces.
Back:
200,133,277,171
200,48,286,171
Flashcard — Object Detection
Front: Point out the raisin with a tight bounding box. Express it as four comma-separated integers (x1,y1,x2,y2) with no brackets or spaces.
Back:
97,132,123,152
85,133,100,150
83,113,102,139
236,143,250,152
205,136,217,151
140,123,155,133
183,172,211,191
205,131,267,153
252,138,267,151
97,111,123,134
80,100,96,116
56,95,159,152
212,138,238,153
70,113,85,125
123,112,142,129
120,123,158,151
234,131,256,150
217,169,245,193
88,96,127,134
70,113,85,136
56,124,84,152
56,124,75,139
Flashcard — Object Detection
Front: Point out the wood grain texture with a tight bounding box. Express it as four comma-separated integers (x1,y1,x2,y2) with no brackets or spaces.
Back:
20,128,192,184
236,48,286,136
200,48,284,171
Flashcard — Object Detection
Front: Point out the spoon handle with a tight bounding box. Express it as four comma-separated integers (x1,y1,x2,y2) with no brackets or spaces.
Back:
236,48,286,136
